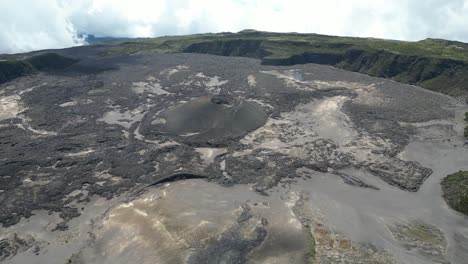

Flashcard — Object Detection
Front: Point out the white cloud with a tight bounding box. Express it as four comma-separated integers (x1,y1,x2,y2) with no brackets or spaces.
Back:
1,0,468,54
0,0,85,54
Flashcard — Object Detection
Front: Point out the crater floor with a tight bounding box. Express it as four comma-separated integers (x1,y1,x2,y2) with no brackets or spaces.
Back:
0,52,467,263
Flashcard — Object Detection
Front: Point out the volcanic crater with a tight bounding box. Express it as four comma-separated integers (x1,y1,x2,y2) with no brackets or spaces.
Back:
141,94,268,146
0,49,467,264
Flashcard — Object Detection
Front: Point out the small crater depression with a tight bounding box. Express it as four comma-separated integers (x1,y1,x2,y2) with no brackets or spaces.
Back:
142,95,268,146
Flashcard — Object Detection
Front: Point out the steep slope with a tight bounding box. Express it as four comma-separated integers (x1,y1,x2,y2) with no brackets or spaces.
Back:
0,53,77,84
0,60,35,84
101,30,468,97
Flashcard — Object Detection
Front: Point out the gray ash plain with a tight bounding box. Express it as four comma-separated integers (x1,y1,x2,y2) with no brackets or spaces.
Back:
1,50,468,264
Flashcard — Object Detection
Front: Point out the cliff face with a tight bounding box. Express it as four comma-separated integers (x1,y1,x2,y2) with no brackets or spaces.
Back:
262,51,343,65
2,33,468,98
337,49,468,96
184,40,468,97
184,39,272,58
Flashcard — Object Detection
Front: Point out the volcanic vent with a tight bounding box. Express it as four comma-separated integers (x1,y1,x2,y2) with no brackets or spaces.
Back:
141,95,268,146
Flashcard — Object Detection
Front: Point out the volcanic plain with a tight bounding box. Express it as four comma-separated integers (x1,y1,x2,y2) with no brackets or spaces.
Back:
0,48,467,263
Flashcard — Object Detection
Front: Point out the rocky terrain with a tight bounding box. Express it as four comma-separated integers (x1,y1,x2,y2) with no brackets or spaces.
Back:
0,47,468,263
3,30,468,98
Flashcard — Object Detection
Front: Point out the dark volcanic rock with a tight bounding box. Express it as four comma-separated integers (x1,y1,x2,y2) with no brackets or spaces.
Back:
188,204,268,264
0,51,456,230
141,95,268,146
1,46,468,264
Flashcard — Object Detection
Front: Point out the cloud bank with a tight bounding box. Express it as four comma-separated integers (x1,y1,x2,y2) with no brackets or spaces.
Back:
1,0,468,54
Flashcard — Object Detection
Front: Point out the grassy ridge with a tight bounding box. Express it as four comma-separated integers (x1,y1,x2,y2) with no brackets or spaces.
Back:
26,52,77,71
2,31,468,97
0,60,35,84
0,53,77,84
101,30,468,97
464,112,468,138
103,31,468,61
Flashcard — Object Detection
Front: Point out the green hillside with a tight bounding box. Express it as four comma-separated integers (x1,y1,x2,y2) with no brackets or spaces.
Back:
102,30,468,97
0,53,77,84
2,31,468,98
442,171,468,216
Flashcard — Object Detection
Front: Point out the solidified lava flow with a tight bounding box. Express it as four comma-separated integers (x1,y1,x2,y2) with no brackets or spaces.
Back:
144,94,268,146
1,51,468,264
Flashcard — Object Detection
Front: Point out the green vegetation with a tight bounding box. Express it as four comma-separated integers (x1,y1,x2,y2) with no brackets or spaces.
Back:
464,112,468,139
3,30,468,97
306,231,316,264
0,53,77,84
101,30,468,97
441,171,468,216
0,60,35,83
102,31,468,61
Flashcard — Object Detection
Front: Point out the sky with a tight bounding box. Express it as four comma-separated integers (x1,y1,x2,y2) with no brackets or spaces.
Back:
1,0,468,54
